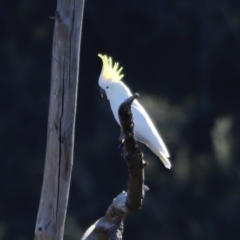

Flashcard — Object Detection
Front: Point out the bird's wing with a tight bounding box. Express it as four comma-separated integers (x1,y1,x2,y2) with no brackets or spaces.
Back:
131,100,170,158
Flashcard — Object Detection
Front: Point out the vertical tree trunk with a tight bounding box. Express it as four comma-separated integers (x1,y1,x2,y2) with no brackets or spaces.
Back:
35,1,85,239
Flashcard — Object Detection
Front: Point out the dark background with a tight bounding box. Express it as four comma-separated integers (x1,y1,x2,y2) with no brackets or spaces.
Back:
1,0,240,239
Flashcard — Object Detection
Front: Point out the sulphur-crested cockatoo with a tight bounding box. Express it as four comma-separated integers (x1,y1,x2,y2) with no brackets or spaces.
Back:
98,54,171,169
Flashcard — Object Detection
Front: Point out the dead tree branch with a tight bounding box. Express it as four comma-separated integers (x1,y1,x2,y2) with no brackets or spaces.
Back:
81,93,148,240
35,1,85,239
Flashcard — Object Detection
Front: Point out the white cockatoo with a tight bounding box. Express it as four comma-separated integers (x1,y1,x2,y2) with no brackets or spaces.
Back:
98,54,171,169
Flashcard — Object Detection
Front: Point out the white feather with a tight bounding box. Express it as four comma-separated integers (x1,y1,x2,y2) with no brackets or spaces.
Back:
98,54,171,169
104,82,171,169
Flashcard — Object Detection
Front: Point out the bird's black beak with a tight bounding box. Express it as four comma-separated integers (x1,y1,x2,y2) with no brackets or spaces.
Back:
100,88,106,98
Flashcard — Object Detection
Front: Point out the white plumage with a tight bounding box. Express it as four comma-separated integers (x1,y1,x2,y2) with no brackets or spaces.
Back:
98,54,171,169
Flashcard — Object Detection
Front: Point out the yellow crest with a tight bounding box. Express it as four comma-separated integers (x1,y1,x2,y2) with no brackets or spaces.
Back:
98,54,124,82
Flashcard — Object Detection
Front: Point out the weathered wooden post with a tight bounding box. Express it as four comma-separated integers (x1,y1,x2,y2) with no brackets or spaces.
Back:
35,1,85,239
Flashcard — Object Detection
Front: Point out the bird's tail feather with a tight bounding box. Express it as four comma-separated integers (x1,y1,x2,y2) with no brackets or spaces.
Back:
159,152,171,169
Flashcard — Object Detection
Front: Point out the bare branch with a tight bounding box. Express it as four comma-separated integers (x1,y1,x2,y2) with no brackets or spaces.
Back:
81,94,147,240
35,1,85,239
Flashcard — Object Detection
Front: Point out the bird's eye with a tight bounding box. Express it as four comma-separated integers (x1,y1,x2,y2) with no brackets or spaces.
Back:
106,86,109,89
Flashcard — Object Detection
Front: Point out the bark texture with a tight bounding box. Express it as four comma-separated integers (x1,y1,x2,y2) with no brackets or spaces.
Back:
35,1,85,239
